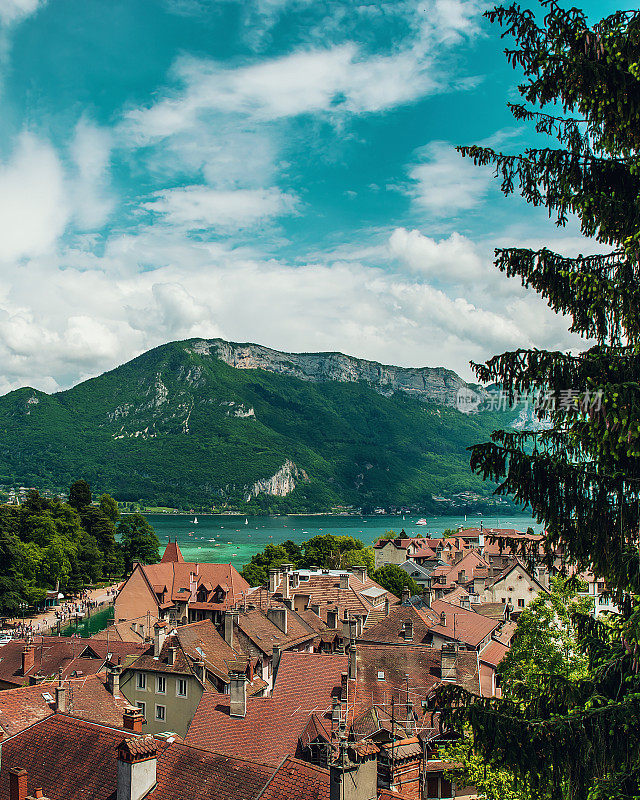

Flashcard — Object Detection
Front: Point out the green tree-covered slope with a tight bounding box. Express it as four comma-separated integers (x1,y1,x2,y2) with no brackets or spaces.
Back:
0,339,515,510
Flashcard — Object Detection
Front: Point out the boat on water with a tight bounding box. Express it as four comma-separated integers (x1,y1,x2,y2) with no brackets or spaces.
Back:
245,518,248,525
193,517,198,524
416,518,428,526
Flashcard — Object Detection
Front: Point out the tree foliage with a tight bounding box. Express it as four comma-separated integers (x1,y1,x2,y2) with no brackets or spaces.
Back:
117,513,161,573
432,3,640,799
0,482,157,613
371,564,420,598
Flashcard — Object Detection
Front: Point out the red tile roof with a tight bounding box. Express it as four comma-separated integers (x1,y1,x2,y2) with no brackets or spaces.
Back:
161,540,185,563
0,713,278,800
185,653,347,766
0,637,146,687
479,640,510,668
258,757,329,800
134,561,249,609
429,600,500,648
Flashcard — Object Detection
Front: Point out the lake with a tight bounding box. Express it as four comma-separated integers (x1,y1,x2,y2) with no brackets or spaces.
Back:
145,512,543,570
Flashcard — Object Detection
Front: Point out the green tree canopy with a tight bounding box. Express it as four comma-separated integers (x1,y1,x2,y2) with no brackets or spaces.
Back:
99,493,120,524
68,479,92,510
433,4,640,799
371,564,419,598
117,514,160,573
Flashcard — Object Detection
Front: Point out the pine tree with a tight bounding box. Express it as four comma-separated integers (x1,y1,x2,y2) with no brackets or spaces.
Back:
433,4,640,799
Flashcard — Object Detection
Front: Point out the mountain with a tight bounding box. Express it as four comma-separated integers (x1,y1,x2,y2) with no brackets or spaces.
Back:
0,338,514,512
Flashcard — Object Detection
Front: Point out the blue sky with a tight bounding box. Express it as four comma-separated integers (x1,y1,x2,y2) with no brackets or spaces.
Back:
0,0,618,393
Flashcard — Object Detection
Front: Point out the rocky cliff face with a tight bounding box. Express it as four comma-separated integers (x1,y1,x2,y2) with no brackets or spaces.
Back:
188,339,474,407
243,459,308,501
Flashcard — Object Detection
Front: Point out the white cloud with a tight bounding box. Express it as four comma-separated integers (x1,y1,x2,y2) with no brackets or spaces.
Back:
69,118,114,230
389,228,489,283
408,140,494,216
142,186,298,230
0,221,587,394
0,0,43,25
0,132,69,261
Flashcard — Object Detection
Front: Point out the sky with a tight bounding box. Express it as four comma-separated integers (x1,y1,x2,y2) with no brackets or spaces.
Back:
0,0,619,394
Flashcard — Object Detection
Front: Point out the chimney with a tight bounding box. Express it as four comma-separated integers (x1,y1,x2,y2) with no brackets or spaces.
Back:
441,643,458,681
10,768,28,800
167,646,177,666
229,666,247,718
340,573,350,590
153,621,167,658
267,607,287,634
384,596,390,615
193,660,205,682
281,563,293,573
440,611,447,627
327,608,338,629
55,673,66,713
351,566,367,584
107,665,122,698
457,569,466,584
26,791,50,800
330,741,378,800
341,672,348,702
272,645,281,679
479,533,485,556
348,641,356,681
402,620,414,641
291,571,300,590
473,574,485,596
282,571,290,600
224,609,238,647
21,645,35,676
123,706,144,733
268,568,279,593
401,587,410,605
422,586,432,607
117,737,158,800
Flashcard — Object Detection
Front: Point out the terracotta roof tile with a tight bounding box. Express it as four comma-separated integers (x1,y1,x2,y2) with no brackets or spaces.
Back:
185,653,347,766
259,757,329,800
161,541,185,563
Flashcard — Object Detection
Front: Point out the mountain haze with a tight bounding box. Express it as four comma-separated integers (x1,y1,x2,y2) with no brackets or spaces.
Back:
0,339,510,511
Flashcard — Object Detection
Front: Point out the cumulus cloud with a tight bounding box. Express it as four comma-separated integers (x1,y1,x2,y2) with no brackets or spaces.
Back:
408,140,494,216
0,133,69,261
389,228,489,283
142,186,298,230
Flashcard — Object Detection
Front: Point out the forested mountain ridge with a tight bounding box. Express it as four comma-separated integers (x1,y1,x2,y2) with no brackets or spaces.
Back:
0,339,514,511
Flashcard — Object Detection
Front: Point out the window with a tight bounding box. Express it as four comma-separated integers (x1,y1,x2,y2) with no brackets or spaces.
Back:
377,671,385,680
501,598,506,604
599,596,608,605
177,678,188,697
156,675,166,694
136,701,145,718
136,672,146,690
518,598,525,607
155,704,166,722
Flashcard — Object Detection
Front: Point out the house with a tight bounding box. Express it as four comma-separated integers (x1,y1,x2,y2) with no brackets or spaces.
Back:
0,672,131,737
0,713,332,800
222,603,324,691
0,636,146,690
397,560,435,588
359,594,500,652
114,540,249,636
120,619,266,736
250,564,396,637
374,537,424,568
478,559,549,611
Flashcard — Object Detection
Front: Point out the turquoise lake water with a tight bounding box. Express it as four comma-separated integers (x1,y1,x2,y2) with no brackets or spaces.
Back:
145,512,543,570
